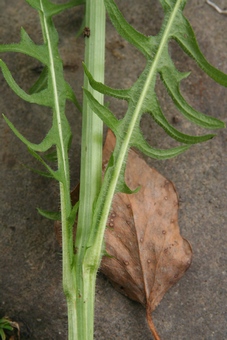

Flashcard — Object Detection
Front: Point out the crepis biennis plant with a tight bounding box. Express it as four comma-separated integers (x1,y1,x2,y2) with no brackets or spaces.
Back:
0,0,226,339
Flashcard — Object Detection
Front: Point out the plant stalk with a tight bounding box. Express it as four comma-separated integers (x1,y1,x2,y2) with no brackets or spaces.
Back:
72,0,106,339
37,5,78,337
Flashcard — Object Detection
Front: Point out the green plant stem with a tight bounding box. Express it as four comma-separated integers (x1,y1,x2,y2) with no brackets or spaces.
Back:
73,0,106,339
38,3,78,339
38,5,76,339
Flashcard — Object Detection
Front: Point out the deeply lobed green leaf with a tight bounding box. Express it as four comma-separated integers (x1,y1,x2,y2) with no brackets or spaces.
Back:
85,0,226,164
83,0,227,256
0,1,84,272
0,0,82,182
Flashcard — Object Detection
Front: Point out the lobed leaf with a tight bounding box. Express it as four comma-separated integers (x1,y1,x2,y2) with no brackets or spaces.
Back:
146,95,215,144
83,2,227,319
84,89,119,132
83,63,131,101
27,147,62,182
0,60,51,106
29,66,48,95
26,167,54,178
37,208,61,221
26,0,85,17
3,115,55,152
132,130,191,160
65,82,82,112
174,15,227,87
160,65,225,129
103,0,153,58
84,0,226,167
0,0,83,185
0,27,47,63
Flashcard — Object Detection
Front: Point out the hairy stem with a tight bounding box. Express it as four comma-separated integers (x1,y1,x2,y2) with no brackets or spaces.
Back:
73,0,106,339
38,3,76,338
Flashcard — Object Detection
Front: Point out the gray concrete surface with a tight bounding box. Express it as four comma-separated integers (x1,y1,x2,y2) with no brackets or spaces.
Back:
0,0,227,339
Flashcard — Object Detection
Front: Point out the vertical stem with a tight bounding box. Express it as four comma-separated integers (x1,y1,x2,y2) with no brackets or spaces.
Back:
76,0,105,265
73,1,106,339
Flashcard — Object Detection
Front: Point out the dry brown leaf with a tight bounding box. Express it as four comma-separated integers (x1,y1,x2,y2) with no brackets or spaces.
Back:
100,130,192,339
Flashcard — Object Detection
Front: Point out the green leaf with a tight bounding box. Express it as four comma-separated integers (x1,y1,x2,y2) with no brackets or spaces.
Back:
37,208,61,220
27,147,62,182
174,15,227,87
86,0,226,162
116,181,140,195
43,150,58,162
133,131,190,159
0,5,79,294
103,0,153,58
83,0,227,264
22,163,54,178
0,60,51,106
68,201,80,229
0,318,13,340
65,82,82,112
3,115,55,153
29,66,48,94
0,329,6,340
0,27,47,63
83,63,130,101
147,95,215,144
26,0,85,17
30,168,54,178
1,325,12,331
0,0,79,177
160,65,225,129
83,89,119,132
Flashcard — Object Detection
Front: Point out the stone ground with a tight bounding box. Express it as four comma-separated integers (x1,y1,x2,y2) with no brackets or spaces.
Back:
0,0,227,339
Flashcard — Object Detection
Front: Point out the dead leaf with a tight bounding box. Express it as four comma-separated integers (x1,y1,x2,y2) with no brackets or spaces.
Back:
100,130,192,339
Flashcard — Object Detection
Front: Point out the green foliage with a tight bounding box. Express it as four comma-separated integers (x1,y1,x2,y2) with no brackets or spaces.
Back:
0,0,226,339
0,318,13,340
37,208,61,221
85,0,226,163
0,2,84,338
0,0,82,262
82,0,227,268
0,0,82,184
